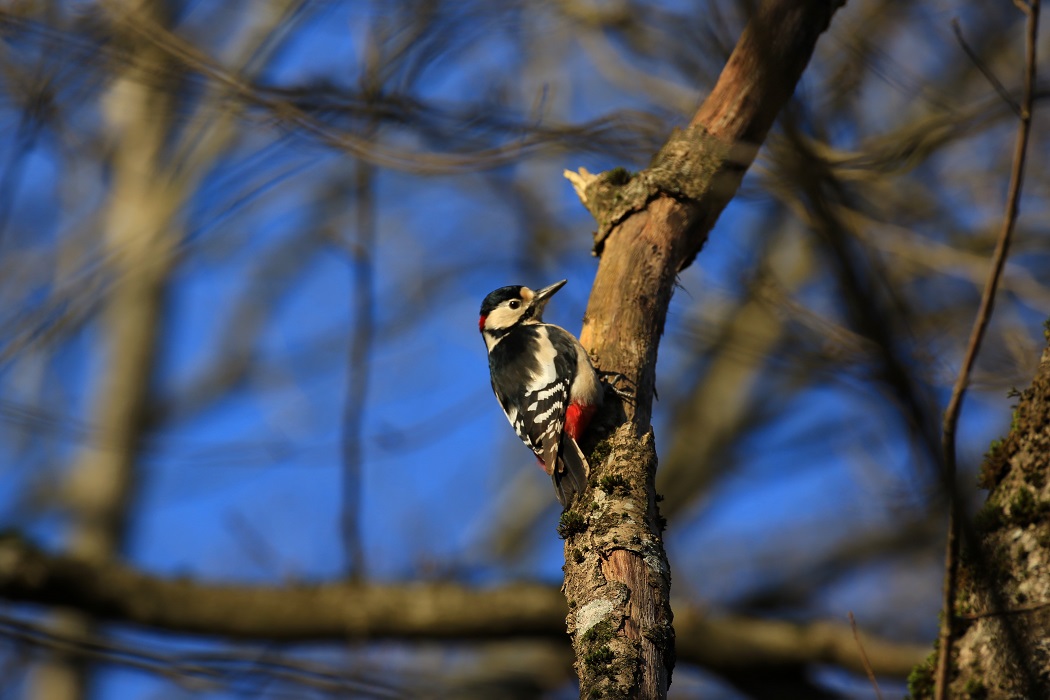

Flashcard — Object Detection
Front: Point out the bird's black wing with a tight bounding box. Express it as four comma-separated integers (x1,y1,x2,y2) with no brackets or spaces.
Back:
488,325,577,472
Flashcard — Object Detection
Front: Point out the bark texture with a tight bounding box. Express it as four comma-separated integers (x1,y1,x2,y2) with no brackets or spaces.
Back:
910,339,1050,699
562,2,845,697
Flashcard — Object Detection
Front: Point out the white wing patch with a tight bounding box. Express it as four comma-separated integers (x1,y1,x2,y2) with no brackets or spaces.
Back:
525,327,560,395
515,328,571,473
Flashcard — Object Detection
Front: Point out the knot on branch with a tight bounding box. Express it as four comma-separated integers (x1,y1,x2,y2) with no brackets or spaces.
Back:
564,124,735,256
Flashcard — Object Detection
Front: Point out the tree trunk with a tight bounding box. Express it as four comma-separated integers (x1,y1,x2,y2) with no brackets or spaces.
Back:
562,2,845,697
911,335,1050,699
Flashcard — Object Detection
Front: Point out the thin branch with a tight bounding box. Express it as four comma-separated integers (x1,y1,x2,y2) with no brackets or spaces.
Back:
959,601,1050,620
935,3,1040,699
951,19,1022,117
0,613,404,697
848,611,884,700
338,159,375,582
0,9,663,175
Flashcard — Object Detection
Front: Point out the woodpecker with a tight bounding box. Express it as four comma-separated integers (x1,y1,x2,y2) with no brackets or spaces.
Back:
479,280,602,506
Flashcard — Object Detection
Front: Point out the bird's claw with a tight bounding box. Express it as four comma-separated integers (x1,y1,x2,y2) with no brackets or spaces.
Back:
598,370,636,403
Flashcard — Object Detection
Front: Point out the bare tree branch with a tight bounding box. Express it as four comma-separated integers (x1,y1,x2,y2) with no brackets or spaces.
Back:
0,534,926,678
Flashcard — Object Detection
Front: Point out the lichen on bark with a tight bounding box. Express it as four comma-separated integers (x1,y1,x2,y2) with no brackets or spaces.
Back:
561,426,673,699
915,343,1050,699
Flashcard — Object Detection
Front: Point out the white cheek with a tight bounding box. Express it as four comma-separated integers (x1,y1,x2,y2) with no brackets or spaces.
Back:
486,306,521,328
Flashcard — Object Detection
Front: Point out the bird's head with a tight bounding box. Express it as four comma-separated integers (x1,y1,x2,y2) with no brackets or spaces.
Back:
478,280,566,337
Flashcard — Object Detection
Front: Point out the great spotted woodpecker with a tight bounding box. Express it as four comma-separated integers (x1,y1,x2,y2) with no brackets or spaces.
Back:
479,280,602,506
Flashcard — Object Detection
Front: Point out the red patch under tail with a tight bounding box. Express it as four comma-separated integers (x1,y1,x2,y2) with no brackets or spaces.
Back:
565,402,596,442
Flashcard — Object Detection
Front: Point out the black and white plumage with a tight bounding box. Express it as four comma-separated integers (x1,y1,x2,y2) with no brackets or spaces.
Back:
479,280,602,506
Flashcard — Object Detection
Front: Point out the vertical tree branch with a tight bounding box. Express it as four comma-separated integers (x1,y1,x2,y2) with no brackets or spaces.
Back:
934,3,1040,698
27,3,307,695
32,3,177,699
339,153,376,580
564,2,844,697
339,25,384,580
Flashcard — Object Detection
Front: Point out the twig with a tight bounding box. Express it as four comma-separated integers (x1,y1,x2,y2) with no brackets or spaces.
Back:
959,600,1050,620
951,19,1022,117
0,612,404,696
934,3,1040,699
339,158,375,581
848,612,884,700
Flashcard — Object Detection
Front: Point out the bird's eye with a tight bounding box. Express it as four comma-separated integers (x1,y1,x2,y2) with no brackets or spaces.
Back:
509,300,521,309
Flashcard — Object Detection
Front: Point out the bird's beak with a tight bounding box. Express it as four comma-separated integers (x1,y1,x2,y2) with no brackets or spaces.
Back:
532,279,567,309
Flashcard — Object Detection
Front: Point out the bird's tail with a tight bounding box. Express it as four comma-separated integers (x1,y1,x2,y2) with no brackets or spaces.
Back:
553,436,590,507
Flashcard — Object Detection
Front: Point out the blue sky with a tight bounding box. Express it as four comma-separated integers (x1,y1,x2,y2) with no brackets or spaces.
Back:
0,1,1045,698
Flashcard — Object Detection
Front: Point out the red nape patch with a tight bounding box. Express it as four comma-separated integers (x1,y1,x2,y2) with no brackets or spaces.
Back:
565,403,596,441
478,315,487,332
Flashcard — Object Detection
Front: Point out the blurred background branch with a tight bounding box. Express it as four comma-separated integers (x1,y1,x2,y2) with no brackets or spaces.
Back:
0,0,1045,698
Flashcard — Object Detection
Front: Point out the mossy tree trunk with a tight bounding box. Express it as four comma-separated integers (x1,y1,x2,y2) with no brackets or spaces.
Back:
911,334,1050,699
